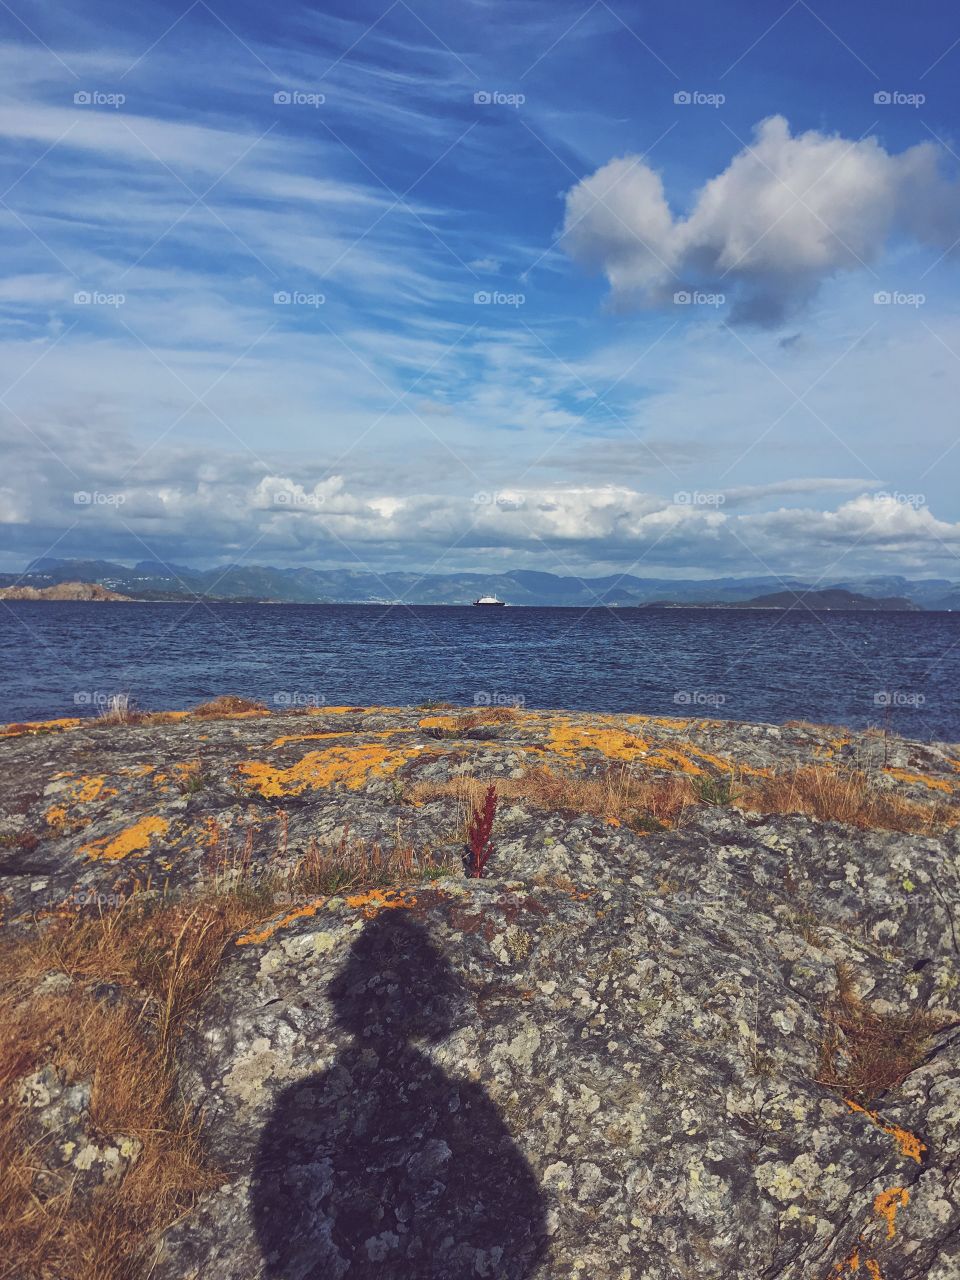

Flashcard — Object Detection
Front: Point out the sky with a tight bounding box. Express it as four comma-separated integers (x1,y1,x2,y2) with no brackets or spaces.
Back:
2,0,960,582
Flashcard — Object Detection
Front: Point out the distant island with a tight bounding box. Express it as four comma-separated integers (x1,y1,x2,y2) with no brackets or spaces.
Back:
0,557,955,609
0,580,130,602
641,588,920,612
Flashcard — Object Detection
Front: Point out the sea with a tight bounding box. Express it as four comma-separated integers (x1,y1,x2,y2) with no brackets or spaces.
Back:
1,602,958,741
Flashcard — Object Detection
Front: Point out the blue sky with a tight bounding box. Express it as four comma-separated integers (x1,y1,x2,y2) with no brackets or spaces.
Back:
2,0,960,580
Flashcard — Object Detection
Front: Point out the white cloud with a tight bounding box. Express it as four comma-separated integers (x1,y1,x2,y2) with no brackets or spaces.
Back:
562,116,960,325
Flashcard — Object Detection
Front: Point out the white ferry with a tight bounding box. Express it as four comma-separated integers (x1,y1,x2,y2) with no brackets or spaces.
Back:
472,594,506,607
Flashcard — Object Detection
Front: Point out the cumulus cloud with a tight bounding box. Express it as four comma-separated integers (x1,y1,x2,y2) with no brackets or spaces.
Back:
562,116,960,325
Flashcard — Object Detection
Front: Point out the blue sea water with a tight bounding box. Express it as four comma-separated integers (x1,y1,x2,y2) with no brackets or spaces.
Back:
0,602,958,740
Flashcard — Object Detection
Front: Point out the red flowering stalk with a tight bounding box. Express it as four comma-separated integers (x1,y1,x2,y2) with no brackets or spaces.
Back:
467,784,497,878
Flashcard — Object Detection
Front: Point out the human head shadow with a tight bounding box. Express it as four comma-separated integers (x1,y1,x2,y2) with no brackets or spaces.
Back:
251,911,548,1279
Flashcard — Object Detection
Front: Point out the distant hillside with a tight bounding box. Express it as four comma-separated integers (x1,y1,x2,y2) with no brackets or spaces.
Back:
0,580,131,602
2,558,954,609
734,588,920,611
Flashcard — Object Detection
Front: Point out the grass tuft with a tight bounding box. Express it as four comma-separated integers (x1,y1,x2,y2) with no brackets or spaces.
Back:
815,962,956,1102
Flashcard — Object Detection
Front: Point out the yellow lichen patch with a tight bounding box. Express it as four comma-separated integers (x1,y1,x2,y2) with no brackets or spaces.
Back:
874,1187,908,1239
79,815,170,861
864,1262,882,1280
640,746,706,776
195,815,222,848
883,768,953,794
680,745,736,773
269,726,416,749
832,1249,860,1275
845,1100,926,1164
73,775,117,803
239,743,416,797
45,804,69,826
546,721,651,763
236,897,327,946
344,888,418,918
306,705,361,715
418,714,460,732
0,717,83,737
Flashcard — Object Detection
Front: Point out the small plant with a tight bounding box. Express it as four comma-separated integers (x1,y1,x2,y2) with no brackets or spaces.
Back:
694,774,739,806
467,784,497,878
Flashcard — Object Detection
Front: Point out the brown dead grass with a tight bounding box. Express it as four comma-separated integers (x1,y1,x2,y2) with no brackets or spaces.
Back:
738,766,955,834
0,891,259,1280
408,764,693,833
187,694,268,719
816,962,956,1102
0,830,453,1280
411,760,955,837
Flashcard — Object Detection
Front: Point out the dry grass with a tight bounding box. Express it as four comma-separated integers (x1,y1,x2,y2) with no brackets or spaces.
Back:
410,760,955,837
738,766,955,834
187,695,267,719
816,962,956,1102
408,764,694,833
0,831,453,1280
0,892,256,1280
90,694,269,729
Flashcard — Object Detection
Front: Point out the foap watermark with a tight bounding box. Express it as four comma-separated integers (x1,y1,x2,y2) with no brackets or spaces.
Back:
74,89,125,108
274,691,325,708
874,90,925,108
74,290,125,307
673,690,728,708
473,491,526,508
874,690,925,709
73,491,125,506
473,90,525,107
874,490,926,510
474,691,526,707
58,889,129,911
274,89,325,107
73,690,124,708
272,490,325,508
874,290,925,307
674,289,725,307
474,290,525,307
674,90,725,108
274,289,325,307
674,490,725,507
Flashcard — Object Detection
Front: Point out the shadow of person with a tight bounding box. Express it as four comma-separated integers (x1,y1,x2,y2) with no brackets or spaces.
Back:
251,910,548,1279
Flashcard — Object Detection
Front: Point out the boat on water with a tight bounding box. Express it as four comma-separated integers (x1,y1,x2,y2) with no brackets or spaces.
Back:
472,594,506,607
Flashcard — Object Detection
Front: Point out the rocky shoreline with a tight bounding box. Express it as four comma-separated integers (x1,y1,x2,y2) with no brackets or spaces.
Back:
2,703,959,1278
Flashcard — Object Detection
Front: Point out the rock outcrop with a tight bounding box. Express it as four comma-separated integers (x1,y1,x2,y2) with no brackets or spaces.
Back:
0,580,131,601
1,705,959,1278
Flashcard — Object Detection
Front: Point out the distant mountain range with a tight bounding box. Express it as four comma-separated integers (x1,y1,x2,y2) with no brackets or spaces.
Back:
0,558,956,610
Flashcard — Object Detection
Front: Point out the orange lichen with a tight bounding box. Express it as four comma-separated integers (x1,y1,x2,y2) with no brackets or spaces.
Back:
73,775,116,803
236,897,327,946
883,768,952,794
546,721,651,763
845,1100,926,1164
343,888,417,918
864,1261,882,1280
238,743,416,797
874,1187,908,1239
269,727,415,749
832,1250,860,1275
418,714,460,732
79,815,170,861
641,746,705,775
44,804,69,826
0,717,82,737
